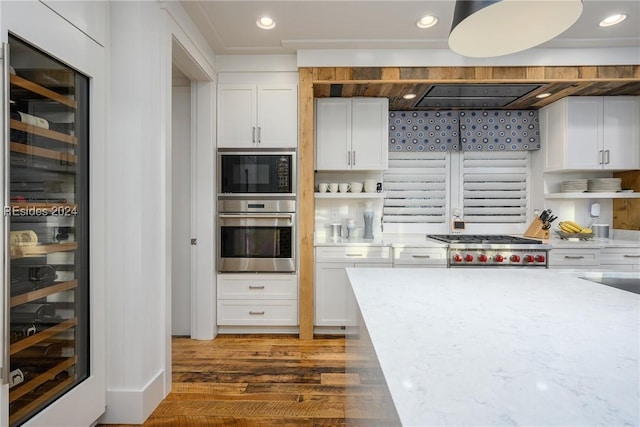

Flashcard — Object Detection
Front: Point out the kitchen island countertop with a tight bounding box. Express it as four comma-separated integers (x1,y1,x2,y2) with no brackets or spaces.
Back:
345,268,640,427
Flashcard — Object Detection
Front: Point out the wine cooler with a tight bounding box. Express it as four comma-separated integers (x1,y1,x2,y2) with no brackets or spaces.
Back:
4,35,89,426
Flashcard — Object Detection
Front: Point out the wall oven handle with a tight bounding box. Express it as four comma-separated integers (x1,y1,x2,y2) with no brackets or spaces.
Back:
218,213,294,221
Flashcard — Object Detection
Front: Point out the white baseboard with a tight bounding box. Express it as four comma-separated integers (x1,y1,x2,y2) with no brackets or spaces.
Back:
98,370,166,424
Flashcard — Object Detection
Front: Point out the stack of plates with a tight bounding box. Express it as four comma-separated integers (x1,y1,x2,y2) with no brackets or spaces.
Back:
587,178,622,192
561,179,587,193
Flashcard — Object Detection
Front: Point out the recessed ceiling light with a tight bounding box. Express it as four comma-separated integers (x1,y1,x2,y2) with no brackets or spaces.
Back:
536,93,552,99
417,15,438,29
256,16,276,30
599,13,627,27
403,93,417,100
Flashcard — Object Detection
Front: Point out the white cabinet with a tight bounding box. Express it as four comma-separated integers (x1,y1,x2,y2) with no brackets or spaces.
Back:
316,98,389,170
217,84,298,148
217,274,298,326
315,246,391,329
541,96,640,171
393,246,448,267
600,247,640,271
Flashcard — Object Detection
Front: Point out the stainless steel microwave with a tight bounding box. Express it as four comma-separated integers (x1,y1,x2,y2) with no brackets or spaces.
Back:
218,149,296,196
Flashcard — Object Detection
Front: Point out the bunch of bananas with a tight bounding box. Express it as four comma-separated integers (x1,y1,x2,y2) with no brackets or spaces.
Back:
559,220,592,234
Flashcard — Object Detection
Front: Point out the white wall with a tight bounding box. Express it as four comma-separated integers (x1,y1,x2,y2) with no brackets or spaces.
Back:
102,1,217,423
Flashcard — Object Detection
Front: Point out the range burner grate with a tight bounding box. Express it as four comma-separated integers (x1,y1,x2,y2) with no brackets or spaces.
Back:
427,234,543,245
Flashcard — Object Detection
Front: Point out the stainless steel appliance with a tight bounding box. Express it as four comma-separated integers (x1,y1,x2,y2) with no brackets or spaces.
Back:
218,199,295,273
426,235,551,268
218,149,295,197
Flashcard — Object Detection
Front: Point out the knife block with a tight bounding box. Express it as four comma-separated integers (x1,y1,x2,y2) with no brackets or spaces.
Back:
524,217,549,239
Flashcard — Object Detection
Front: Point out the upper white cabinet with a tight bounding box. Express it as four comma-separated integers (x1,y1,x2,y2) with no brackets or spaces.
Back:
541,96,640,171
316,97,389,170
218,84,298,148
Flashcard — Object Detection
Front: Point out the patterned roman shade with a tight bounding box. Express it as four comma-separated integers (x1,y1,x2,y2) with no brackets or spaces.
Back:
389,110,540,152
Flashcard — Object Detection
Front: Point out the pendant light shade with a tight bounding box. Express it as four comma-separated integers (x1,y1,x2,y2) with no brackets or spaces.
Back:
449,0,583,57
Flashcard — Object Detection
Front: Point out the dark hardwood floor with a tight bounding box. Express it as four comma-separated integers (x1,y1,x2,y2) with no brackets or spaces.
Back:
99,334,371,426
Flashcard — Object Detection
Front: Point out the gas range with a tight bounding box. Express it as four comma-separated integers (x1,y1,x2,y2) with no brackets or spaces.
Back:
426,234,551,268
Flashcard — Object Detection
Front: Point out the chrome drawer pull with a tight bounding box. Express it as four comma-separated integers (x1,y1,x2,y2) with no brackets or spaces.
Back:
249,311,265,315
249,285,265,290
346,253,364,257
623,254,640,258
564,255,585,259
412,255,431,259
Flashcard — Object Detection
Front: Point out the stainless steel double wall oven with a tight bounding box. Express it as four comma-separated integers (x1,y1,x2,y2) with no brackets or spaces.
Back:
217,149,296,273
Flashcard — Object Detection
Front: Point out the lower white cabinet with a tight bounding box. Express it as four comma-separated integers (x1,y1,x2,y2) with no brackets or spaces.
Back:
600,247,640,271
315,246,391,329
393,246,447,267
217,274,298,326
549,248,600,269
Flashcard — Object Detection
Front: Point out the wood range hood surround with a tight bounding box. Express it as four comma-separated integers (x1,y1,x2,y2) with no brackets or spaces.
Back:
297,65,640,340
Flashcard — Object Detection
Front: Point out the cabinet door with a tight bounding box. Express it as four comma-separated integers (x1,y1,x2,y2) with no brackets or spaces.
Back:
314,262,352,326
351,98,389,170
603,97,640,170
315,98,351,170
565,97,603,170
257,85,298,148
217,84,257,148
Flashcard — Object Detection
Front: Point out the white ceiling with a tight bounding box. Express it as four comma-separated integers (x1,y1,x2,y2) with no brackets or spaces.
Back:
180,0,640,56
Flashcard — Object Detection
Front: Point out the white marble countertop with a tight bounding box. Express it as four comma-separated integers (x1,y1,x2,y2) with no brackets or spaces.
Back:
346,268,640,427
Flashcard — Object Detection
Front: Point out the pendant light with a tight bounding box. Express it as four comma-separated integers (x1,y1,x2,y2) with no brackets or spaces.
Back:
449,0,583,57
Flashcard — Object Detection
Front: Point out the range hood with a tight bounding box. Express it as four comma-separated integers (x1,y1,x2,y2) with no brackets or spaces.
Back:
415,83,543,108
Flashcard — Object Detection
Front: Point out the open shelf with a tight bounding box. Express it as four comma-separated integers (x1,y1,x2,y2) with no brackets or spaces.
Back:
545,192,640,199
315,192,387,199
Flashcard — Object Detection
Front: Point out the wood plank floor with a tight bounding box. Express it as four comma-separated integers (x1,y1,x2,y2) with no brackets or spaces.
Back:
98,334,377,426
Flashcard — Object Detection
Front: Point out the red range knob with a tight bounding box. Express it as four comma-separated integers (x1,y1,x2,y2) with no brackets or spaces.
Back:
535,255,546,263
464,254,474,262
494,255,504,262
453,254,463,262
510,255,521,262
524,255,535,263
478,254,488,262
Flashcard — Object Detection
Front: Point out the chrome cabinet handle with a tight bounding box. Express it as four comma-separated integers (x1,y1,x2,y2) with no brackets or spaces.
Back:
252,126,256,143
352,150,356,165
249,311,265,315
347,151,351,165
599,150,604,165
257,126,261,144
623,254,640,258
345,253,364,257
412,255,431,259
604,149,610,165
564,255,585,259
249,285,265,290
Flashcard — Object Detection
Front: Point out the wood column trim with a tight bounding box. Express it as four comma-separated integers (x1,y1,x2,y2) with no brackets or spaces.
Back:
298,68,315,339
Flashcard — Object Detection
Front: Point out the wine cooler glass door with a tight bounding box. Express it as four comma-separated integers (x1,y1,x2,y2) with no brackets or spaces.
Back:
6,35,89,427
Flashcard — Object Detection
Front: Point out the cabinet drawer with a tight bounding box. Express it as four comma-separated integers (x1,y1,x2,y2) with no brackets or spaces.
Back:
217,300,298,326
218,274,297,299
601,247,640,267
393,247,447,266
549,249,600,267
315,246,391,263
